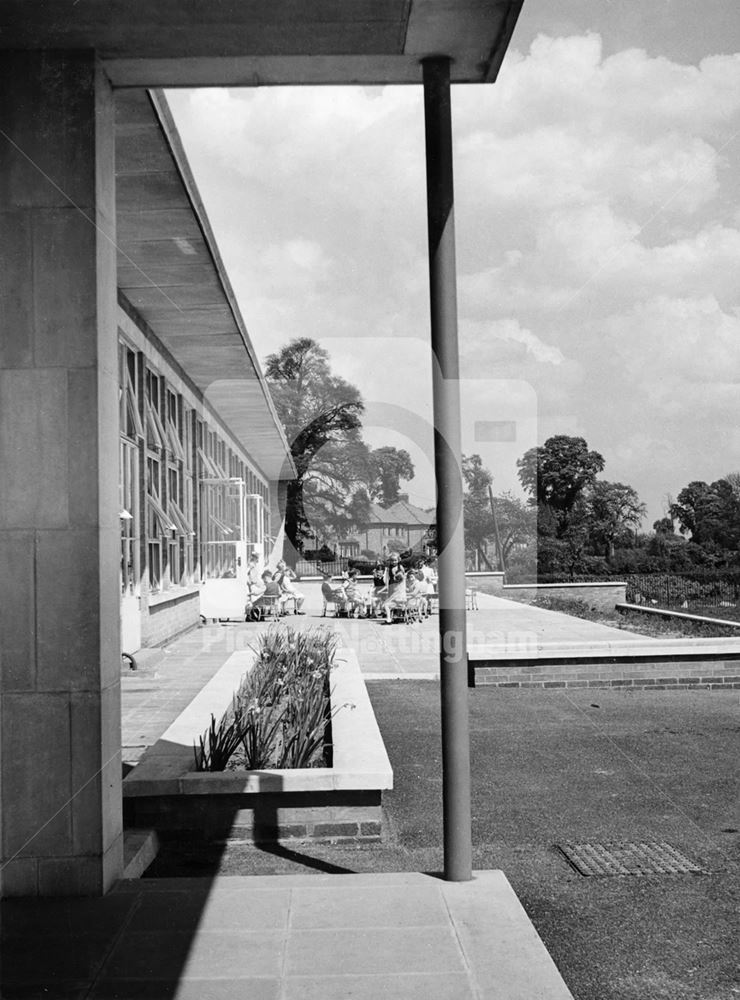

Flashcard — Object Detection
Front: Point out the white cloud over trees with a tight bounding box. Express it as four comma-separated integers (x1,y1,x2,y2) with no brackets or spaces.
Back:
169,30,740,522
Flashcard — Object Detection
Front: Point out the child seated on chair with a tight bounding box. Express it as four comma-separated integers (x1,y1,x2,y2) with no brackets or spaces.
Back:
275,559,305,614
405,565,425,612
321,576,348,613
343,568,366,615
251,570,284,618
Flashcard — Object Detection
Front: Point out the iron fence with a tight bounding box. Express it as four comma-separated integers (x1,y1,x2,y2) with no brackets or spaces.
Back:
624,571,740,609
294,557,349,578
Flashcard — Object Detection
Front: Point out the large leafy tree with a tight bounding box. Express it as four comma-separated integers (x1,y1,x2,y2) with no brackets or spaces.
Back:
587,481,646,560
265,338,369,557
669,478,740,556
517,435,605,523
368,446,415,507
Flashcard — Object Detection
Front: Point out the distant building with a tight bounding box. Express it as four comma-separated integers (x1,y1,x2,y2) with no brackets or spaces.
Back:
336,494,436,559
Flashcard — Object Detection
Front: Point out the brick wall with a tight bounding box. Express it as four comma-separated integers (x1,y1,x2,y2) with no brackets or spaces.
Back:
141,590,201,648
473,655,740,690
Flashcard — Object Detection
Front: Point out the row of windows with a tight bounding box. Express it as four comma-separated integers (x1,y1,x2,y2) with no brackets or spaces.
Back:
119,340,269,594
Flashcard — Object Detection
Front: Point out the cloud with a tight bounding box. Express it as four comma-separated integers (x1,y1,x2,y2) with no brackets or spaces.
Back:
167,29,740,523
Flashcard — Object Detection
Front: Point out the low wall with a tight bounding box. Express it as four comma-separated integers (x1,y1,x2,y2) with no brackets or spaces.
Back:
471,640,740,691
141,587,201,647
466,572,504,593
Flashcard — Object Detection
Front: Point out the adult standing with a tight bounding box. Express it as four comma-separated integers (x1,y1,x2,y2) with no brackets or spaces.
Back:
381,553,407,624
245,551,264,616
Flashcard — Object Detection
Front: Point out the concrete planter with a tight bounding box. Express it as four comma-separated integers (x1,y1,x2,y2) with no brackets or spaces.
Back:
123,647,393,844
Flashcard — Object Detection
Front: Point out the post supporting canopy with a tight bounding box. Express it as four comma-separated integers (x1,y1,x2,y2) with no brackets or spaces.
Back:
423,56,473,883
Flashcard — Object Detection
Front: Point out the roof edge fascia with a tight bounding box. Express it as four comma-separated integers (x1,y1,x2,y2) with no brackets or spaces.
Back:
147,88,297,479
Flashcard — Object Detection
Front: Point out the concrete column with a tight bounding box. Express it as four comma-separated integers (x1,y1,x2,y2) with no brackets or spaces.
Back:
0,51,122,896
423,57,472,882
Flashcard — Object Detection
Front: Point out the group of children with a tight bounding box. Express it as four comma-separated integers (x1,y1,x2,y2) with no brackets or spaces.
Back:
324,554,438,624
246,551,438,624
245,554,306,619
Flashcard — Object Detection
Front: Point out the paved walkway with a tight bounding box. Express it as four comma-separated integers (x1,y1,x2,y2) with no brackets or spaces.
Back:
67,594,646,1000
122,593,644,761
1,871,573,999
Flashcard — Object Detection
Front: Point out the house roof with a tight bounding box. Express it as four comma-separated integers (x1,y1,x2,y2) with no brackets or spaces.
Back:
2,2,524,87
115,89,295,481
368,499,436,527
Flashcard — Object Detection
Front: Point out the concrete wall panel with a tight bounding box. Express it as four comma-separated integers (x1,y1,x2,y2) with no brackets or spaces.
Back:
0,51,123,896
0,210,33,367
0,531,36,690
33,209,98,367
35,529,101,690
0,370,69,528
1,692,73,858
70,689,122,857
0,52,97,210
66,368,100,527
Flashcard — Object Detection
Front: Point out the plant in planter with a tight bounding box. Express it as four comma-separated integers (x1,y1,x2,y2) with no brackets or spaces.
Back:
193,625,349,772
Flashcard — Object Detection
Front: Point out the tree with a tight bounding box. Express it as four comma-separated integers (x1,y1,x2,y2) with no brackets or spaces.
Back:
301,439,373,543
265,338,367,557
462,454,496,567
368,446,415,507
517,436,605,520
461,455,536,569
492,491,537,563
669,479,740,555
653,517,675,535
723,471,740,499
587,481,646,560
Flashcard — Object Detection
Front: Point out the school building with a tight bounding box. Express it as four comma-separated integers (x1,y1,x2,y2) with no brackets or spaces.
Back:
0,2,523,896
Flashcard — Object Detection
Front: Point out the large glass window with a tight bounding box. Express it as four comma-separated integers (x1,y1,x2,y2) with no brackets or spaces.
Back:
119,438,139,595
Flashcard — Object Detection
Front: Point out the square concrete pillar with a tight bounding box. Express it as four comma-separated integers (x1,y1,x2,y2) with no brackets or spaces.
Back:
0,51,122,896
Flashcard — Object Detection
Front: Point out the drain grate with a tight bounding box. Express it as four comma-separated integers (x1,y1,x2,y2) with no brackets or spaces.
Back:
556,841,708,877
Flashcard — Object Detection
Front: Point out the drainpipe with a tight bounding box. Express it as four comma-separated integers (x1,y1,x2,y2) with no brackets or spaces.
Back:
422,56,472,882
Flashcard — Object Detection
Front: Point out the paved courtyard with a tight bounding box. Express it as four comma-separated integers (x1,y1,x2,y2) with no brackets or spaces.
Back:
3,598,736,999
123,592,647,762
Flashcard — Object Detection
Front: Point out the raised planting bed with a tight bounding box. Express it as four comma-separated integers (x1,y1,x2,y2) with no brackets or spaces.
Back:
123,637,393,845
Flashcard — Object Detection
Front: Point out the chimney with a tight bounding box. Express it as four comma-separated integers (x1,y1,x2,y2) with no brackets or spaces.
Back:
398,493,409,503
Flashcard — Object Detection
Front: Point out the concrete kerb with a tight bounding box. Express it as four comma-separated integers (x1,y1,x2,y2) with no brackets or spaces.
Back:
122,645,393,803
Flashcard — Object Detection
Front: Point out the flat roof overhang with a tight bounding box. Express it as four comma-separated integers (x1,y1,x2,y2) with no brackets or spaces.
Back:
0,0,523,87
116,89,296,481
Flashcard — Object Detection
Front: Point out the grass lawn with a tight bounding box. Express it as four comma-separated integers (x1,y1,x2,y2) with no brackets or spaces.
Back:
507,592,740,638
146,682,739,1000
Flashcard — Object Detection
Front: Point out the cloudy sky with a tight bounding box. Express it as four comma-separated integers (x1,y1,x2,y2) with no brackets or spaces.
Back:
168,0,740,525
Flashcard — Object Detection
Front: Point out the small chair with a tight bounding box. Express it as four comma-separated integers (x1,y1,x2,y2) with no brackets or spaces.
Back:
465,588,479,611
246,593,282,622
403,596,426,624
321,580,349,617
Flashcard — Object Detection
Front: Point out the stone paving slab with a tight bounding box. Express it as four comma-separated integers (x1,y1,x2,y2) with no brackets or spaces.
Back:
0,872,574,998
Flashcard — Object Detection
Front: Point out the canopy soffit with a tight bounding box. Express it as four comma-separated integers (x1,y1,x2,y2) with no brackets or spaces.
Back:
0,0,523,87
116,89,295,481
